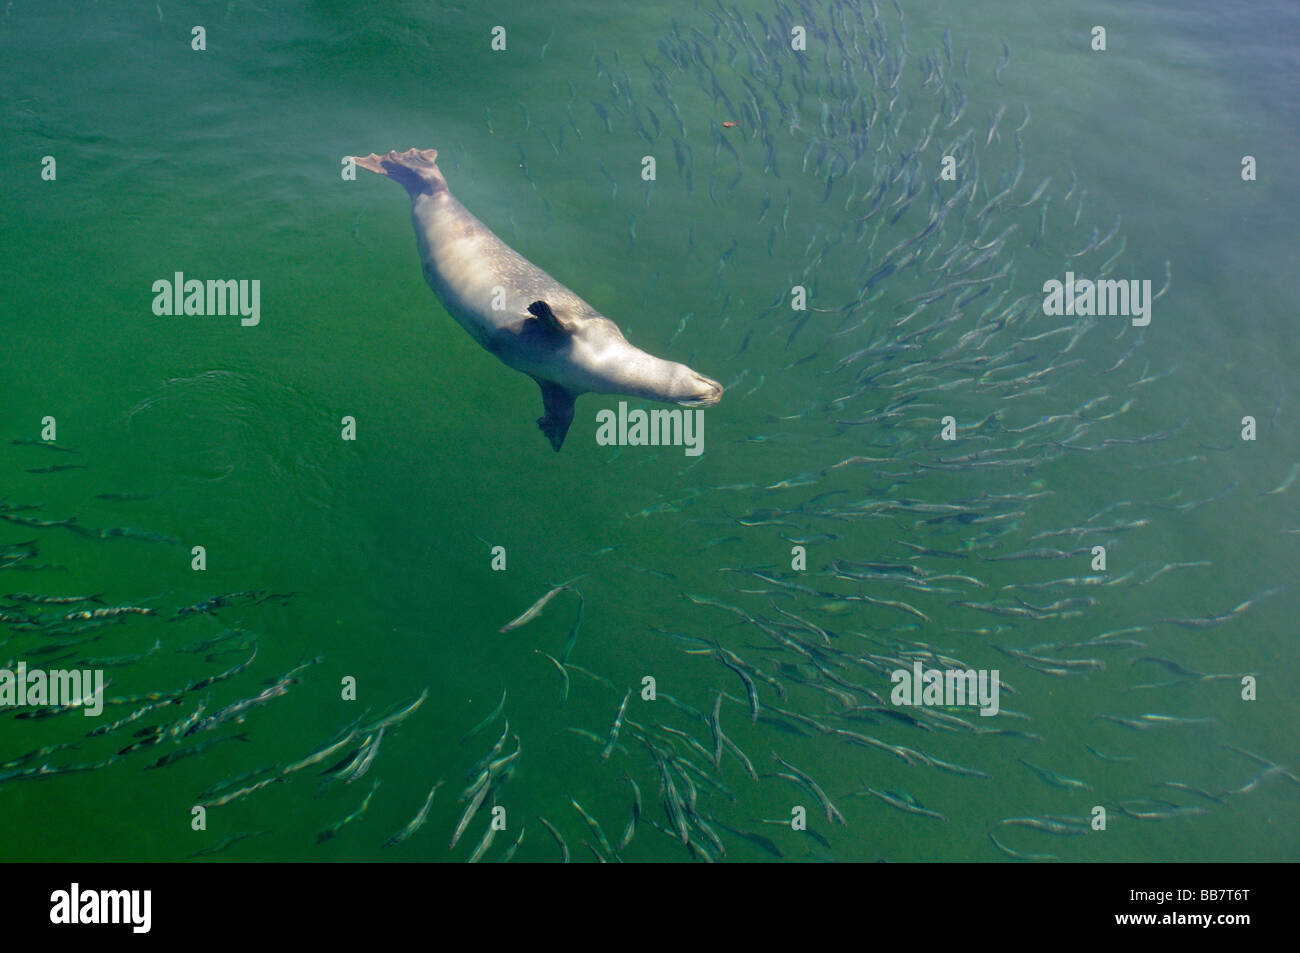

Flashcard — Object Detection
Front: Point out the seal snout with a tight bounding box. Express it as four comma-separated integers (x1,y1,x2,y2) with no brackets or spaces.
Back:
679,373,724,408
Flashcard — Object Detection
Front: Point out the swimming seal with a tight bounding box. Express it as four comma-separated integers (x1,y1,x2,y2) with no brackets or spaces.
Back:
351,148,723,451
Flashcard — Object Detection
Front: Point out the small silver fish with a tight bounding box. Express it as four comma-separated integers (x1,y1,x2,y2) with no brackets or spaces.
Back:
498,576,585,633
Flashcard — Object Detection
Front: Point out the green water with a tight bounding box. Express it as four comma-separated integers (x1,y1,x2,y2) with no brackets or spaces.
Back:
2,0,1296,862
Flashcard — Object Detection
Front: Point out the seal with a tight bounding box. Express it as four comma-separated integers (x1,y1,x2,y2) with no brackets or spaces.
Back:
351,148,723,451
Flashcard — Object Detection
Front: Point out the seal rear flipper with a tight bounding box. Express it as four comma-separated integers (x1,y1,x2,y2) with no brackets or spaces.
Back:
351,148,447,198
534,379,577,452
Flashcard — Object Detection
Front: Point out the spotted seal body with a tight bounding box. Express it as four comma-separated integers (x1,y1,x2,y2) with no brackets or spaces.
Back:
352,148,722,450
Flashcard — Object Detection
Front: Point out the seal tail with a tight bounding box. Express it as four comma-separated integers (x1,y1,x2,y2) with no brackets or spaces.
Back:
352,148,448,198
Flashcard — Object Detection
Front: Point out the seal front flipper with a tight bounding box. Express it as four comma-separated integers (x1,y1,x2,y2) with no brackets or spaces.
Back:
534,378,577,452
527,300,575,334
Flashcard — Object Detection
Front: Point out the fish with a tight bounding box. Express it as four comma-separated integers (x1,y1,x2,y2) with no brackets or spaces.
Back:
1225,764,1300,796
1117,799,1210,822
459,688,507,744
1085,744,1136,763
147,732,249,770
466,811,501,863
565,662,615,689
1158,781,1225,804
6,593,102,605
117,727,166,757
166,697,209,740
924,753,992,779
715,646,761,723
988,831,1055,862
174,590,265,617
65,524,179,544
561,590,585,661
184,681,287,737
856,786,946,820
533,650,570,702
465,722,514,783
710,817,783,859
537,815,570,862
451,737,519,849
180,644,259,695
62,605,154,621
196,763,283,802
709,691,726,769
361,687,429,734
1132,656,1205,679
618,776,642,850
756,817,834,851
498,577,584,633
10,440,77,453
343,727,385,783
178,629,250,655
770,753,846,825
985,103,1006,145
600,689,632,762
1017,758,1091,791
186,831,269,858
316,780,380,844
497,824,527,863
1096,713,1216,730
85,699,179,739
570,797,615,856
1263,461,1300,496
201,775,282,809
996,816,1086,836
